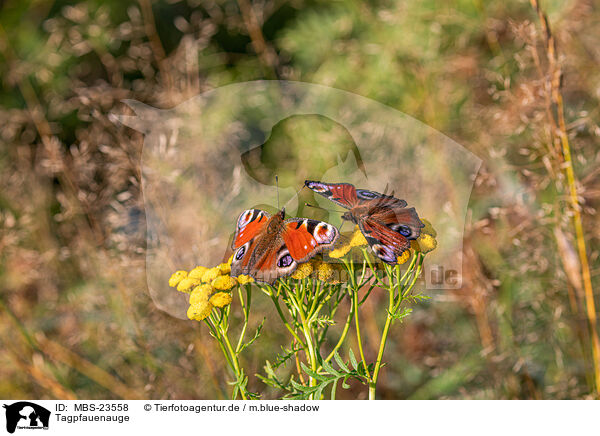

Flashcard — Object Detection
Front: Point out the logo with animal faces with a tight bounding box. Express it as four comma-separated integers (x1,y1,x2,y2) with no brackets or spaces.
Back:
3,402,50,433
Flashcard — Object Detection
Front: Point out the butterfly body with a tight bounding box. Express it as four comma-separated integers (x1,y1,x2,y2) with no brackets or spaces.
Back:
305,180,424,264
230,208,339,284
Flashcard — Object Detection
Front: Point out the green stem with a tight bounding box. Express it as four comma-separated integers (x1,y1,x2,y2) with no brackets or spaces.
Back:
289,291,317,367
288,287,319,397
205,316,234,370
396,255,424,312
219,321,248,400
307,279,323,318
310,283,338,323
353,287,371,379
361,249,386,287
369,276,396,400
235,286,249,353
322,298,354,366
359,282,377,305
269,292,306,349
343,256,372,381
315,285,345,349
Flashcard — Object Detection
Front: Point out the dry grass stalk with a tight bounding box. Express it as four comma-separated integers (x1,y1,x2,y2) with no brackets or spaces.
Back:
35,334,142,399
14,353,78,400
530,0,600,396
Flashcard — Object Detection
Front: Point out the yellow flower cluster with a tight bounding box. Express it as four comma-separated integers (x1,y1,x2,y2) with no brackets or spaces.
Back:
290,257,344,284
411,219,438,254
168,255,250,321
328,226,368,259
397,250,411,265
291,262,313,280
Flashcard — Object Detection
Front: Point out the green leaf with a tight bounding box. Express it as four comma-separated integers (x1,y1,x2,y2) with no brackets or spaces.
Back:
256,374,280,389
290,379,311,392
316,315,335,327
390,307,413,322
274,344,302,368
342,375,351,389
407,293,431,302
300,362,326,382
264,360,276,378
239,317,265,352
330,378,338,400
333,351,350,373
314,381,327,400
322,359,342,377
349,348,359,371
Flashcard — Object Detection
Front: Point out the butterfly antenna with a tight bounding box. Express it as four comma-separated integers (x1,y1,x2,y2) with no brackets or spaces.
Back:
281,184,305,213
276,175,280,210
304,202,345,214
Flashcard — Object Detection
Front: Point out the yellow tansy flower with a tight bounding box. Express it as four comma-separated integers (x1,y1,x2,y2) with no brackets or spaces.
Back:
316,262,334,282
421,219,437,238
177,277,201,293
236,274,254,285
291,262,313,280
189,284,213,305
209,292,233,308
349,227,367,247
169,270,188,288
217,262,231,275
329,227,366,258
212,275,237,291
189,266,209,280
314,260,344,283
227,254,233,266
187,302,213,321
397,250,411,264
416,233,437,253
328,244,352,258
202,266,222,283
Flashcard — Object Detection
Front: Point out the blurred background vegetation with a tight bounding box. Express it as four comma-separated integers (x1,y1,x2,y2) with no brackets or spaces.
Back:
1,0,599,399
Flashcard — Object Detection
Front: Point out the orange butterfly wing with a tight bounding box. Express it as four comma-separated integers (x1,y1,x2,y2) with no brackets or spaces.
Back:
231,209,269,249
283,218,339,263
230,209,339,284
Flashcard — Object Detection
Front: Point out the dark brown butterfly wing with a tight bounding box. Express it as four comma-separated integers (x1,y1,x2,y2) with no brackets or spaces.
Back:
359,204,424,264
306,180,425,265
305,180,408,209
359,218,411,263
304,181,359,209
368,205,423,240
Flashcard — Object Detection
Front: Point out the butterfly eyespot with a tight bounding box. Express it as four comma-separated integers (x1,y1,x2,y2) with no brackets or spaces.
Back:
395,225,412,237
237,210,255,229
313,222,336,244
356,189,380,200
235,245,246,261
277,253,293,268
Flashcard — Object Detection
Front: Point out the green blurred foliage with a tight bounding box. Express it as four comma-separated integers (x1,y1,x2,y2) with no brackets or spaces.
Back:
0,0,598,399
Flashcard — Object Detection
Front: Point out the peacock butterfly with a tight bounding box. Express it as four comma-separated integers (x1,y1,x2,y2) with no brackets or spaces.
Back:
305,180,424,264
230,208,339,284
